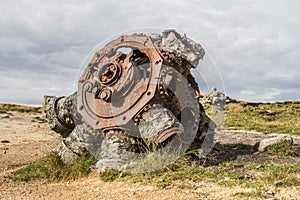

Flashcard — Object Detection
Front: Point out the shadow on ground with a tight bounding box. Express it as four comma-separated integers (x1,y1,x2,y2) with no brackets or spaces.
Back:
199,143,300,166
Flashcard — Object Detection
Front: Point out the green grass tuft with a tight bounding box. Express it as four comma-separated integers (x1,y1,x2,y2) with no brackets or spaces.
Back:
99,169,126,182
34,116,47,123
12,153,97,181
1,115,10,119
267,140,297,157
244,163,300,188
234,191,265,198
0,109,7,114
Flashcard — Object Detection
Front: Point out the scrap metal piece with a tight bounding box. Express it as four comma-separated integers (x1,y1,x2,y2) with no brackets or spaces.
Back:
77,34,163,130
43,93,76,138
44,30,216,168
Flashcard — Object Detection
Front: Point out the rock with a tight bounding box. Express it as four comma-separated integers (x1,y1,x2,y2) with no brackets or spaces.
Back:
52,141,78,163
254,134,293,152
184,195,194,199
199,88,231,106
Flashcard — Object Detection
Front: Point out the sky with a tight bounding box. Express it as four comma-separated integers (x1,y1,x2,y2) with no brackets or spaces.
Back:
0,0,299,105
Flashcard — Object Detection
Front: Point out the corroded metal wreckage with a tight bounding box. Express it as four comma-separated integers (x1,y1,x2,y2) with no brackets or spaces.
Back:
44,30,216,172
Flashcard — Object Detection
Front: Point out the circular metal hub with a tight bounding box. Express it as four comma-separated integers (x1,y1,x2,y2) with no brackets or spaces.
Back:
99,63,122,86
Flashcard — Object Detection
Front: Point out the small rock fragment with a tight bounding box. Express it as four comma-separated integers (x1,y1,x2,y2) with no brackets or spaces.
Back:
254,134,293,152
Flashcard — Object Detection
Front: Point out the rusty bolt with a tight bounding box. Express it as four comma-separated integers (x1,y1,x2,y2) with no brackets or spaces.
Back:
99,89,112,101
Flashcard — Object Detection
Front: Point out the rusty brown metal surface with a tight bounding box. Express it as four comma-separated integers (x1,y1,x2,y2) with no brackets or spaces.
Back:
76,30,210,148
77,34,163,131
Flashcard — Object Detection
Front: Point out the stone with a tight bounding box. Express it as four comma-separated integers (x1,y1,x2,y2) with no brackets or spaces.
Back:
254,134,293,152
199,87,231,106
52,141,78,163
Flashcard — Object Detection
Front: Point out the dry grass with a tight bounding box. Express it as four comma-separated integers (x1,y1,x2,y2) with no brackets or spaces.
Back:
0,103,42,114
98,155,300,198
223,101,300,135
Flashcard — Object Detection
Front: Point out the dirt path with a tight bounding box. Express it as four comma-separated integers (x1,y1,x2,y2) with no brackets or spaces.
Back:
0,111,299,200
0,112,60,174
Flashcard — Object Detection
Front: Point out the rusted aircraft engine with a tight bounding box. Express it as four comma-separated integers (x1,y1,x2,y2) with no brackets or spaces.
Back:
44,30,215,171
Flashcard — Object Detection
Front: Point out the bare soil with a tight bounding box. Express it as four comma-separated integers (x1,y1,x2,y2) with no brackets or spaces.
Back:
0,110,299,200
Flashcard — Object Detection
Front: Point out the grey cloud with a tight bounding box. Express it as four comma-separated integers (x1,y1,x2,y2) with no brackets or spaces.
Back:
0,0,299,104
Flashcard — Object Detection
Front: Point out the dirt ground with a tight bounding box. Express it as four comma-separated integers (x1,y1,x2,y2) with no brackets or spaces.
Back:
0,110,299,200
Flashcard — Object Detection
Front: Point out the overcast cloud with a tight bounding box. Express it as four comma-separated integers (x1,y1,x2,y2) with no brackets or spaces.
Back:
0,0,299,105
